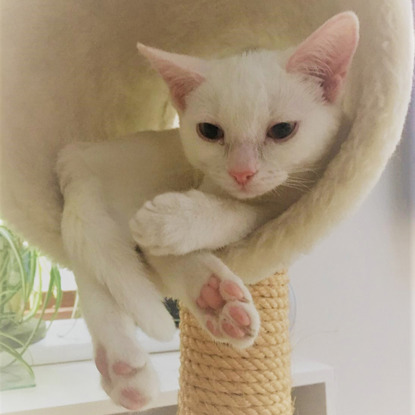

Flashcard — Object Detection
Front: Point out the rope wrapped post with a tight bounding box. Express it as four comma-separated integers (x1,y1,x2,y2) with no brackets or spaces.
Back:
178,272,292,415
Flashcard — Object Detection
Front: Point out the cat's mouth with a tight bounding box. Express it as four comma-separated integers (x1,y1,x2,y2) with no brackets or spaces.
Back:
222,171,290,200
228,187,255,200
225,180,278,200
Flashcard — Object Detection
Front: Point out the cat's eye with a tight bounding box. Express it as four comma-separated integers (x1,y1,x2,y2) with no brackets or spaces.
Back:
267,122,298,141
196,123,224,142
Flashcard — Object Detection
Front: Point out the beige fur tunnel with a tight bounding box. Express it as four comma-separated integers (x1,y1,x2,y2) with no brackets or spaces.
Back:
1,0,413,282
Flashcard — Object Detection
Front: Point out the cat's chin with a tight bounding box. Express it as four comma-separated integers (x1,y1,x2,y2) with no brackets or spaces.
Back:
225,185,271,200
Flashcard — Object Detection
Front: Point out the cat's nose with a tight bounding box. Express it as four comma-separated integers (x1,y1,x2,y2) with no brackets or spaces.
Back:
228,169,257,185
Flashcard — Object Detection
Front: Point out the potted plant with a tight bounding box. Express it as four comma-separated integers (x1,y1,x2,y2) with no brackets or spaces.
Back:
0,223,62,390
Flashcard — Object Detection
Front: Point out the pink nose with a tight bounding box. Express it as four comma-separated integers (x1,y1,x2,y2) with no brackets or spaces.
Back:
228,169,256,185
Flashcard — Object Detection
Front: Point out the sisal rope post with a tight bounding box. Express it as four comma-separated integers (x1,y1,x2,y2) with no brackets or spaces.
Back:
178,272,293,415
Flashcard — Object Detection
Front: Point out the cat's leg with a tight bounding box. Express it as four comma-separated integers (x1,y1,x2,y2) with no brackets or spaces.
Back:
75,269,160,411
148,251,260,349
130,189,273,256
58,145,175,341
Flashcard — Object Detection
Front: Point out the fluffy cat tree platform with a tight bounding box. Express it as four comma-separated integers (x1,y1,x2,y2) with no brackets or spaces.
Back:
1,1,413,414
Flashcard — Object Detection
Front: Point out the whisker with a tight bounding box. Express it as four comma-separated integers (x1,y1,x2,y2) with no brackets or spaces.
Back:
280,183,311,192
289,164,323,176
285,177,314,186
270,186,283,198
284,182,312,191
281,176,314,192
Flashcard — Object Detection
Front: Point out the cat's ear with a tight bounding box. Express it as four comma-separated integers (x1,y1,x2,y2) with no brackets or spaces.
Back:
137,43,207,111
286,12,359,103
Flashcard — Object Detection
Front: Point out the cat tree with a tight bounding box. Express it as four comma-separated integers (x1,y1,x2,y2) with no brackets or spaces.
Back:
1,1,413,414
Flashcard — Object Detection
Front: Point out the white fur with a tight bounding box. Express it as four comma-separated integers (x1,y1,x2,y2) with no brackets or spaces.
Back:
130,189,271,256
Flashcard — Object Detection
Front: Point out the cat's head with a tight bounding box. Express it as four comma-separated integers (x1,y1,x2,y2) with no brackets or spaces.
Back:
138,12,359,199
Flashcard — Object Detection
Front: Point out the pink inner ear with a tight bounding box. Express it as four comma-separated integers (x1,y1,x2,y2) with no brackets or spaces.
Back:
156,63,205,111
137,43,206,111
286,12,359,102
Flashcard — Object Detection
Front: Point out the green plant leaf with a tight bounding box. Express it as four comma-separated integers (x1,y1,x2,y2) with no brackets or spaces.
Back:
23,269,55,346
0,340,34,378
0,252,10,283
48,265,62,322
23,259,42,322
0,226,27,316
24,250,38,303
71,290,81,319
0,329,26,349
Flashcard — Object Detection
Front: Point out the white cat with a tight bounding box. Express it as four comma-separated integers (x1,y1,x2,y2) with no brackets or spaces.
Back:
57,12,358,411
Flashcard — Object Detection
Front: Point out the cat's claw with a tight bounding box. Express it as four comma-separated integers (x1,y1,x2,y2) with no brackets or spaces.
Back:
95,344,159,411
195,275,260,349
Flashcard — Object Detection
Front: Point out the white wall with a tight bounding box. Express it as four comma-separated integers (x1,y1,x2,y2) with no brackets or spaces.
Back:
290,116,413,415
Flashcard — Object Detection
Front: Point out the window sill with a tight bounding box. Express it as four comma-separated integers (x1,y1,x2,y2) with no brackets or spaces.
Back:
23,319,180,366
0,353,335,415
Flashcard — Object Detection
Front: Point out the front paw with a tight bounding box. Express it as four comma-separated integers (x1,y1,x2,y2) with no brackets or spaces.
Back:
129,193,196,256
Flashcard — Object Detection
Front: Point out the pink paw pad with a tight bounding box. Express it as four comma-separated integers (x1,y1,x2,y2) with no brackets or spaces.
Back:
206,319,222,337
229,306,251,327
196,275,253,340
199,278,225,309
208,276,220,289
112,361,136,376
222,321,246,338
120,388,147,410
221,280,245,300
